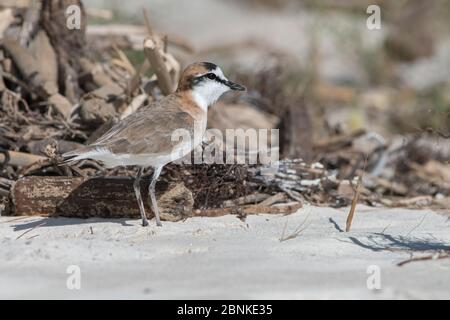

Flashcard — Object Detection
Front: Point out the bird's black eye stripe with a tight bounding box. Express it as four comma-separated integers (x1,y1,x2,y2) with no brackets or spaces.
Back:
200,72,227,85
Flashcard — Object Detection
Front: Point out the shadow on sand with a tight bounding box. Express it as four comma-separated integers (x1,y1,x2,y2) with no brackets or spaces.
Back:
347,233,450,252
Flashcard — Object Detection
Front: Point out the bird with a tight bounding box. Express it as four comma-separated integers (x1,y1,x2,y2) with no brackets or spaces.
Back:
62,62,246,227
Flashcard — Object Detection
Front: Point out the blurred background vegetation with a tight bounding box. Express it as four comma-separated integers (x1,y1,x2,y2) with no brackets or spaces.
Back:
85,0,450,140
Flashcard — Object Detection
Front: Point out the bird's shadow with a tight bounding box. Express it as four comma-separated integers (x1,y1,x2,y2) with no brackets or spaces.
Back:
10,217,134,232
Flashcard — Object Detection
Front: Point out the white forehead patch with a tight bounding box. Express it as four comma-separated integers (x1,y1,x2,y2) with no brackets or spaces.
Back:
211,66,226,80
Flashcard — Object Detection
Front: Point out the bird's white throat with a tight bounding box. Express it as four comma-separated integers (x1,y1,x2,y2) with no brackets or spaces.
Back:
191,80,230,111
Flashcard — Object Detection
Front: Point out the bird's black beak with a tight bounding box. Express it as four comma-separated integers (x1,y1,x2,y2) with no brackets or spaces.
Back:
226,80,246,91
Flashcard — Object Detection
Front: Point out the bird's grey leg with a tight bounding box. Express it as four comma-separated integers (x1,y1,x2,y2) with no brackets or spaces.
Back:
149,166,163,227
133,167,149,227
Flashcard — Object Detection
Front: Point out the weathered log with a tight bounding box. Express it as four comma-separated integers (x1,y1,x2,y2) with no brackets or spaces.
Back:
11,176,194,221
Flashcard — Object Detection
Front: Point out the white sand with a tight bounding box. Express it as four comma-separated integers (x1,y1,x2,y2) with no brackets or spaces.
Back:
1,205,449,299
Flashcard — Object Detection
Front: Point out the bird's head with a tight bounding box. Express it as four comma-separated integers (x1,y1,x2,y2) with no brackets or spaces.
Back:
177,62,246,110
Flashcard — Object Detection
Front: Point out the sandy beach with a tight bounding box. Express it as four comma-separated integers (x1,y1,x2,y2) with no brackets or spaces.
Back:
1,205,449,299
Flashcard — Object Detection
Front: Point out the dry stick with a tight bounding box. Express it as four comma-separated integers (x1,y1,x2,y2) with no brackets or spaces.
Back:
16,221,46,240
112,44,136,75
279,209,311,242
345,156,368,232
163,35,168,53
142,8,154,36
260,193,288,206
163,34,196,53
126,9,154,99
143,36,174,95
222,192,271,208
397,253,450,267
345,177,361,232
0,70,35,94
141,8,174,94
120,93,148,120
0,216,30,224
314,129,366,151
0,66,5,92
405,213,428,237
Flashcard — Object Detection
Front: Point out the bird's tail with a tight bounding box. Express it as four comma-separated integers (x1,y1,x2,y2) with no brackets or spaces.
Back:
60,146,96,165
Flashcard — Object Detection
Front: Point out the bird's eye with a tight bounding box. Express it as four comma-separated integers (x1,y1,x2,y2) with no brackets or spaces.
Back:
206,73,216,80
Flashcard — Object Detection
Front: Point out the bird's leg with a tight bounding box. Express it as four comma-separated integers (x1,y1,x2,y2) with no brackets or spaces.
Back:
133,167,149,227
149,166,163,227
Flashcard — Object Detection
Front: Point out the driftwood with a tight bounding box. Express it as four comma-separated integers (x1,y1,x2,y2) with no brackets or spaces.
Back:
41,0,87,93
143,36,175,95
2,35,72,117
3,36,58,97
196,203,301,217
221,192,288,208
11,176,194,221
78,57,115,89
10,175,298,220
29,30,58,84
0,150,46,167
222,192,271,207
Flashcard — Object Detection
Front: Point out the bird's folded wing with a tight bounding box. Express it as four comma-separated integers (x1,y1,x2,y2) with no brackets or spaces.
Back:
93,108,195,156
